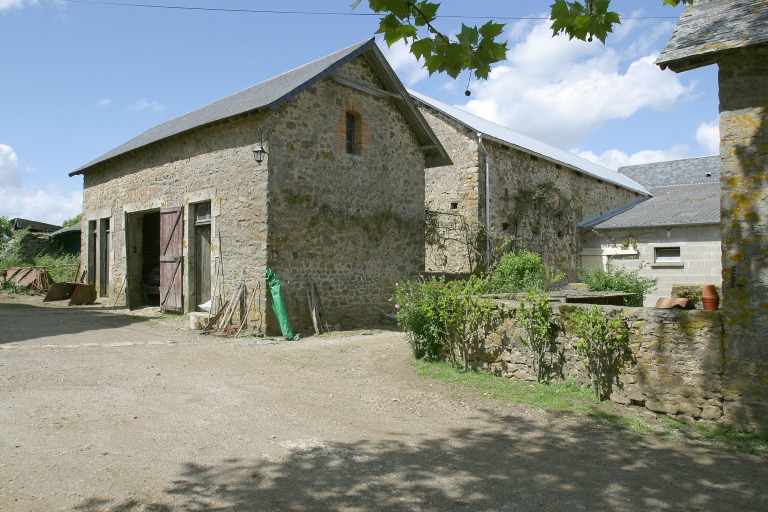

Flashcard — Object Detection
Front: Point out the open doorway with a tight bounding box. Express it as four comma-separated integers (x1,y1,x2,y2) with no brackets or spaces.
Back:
192,202,212,310
126,210,161,308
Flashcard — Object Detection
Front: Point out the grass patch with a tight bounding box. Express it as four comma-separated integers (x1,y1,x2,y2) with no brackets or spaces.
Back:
413,359,768,456
662,420,768,456
412,360,594,411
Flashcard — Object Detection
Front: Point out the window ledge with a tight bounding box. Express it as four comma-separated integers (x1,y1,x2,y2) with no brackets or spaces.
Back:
651,262,684,269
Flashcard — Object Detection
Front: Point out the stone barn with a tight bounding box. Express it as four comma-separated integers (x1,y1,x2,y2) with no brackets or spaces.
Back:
410,91,648,278
71,39,450,333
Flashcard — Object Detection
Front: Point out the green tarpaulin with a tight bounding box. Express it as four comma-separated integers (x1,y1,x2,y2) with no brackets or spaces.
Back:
265,268,300,341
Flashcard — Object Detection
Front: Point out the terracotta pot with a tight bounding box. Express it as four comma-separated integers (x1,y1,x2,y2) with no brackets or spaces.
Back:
702,297,719,310
702,284,718,298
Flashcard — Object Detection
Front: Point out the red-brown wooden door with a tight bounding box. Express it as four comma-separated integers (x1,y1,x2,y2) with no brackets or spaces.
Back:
160,206,183,312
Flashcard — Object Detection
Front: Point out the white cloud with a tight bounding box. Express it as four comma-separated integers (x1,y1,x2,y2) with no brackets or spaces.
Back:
0,143,81,225
458,19,691,148
97,98,112,107
696,118,720,154
379,40,428,86
128,98,163,112
0,143,21,188
0,185,82,225
0,0,35,11
574,145,691,171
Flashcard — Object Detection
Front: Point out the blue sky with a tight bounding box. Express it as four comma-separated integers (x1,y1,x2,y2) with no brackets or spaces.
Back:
0,0,719,224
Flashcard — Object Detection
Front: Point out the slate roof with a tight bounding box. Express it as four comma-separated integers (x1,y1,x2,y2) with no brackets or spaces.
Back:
617,155,719,187
409,90,649,196
50,221,82,236
10,218,62,233
581,157,721,230
71,39,450,176
657,0,768,72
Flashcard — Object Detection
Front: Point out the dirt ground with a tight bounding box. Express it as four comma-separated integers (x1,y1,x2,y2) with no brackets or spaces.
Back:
1,293,766,511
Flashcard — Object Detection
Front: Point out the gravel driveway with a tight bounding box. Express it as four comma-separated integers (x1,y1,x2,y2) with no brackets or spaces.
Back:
1,293,766,511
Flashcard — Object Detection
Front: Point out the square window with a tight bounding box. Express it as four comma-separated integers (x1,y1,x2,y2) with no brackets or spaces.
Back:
655,247,681,263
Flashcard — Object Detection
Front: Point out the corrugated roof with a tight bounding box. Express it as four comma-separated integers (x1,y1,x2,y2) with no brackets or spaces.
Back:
409,90,649,195
581,156,721,230
657,0,768,72
71,39,450,175
618,155,719,187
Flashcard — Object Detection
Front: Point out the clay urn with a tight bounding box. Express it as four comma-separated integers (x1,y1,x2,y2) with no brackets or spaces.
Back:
701,284,719,310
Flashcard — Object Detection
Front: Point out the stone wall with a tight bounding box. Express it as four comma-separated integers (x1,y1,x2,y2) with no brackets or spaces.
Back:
581,224,722,306
266,57,427,331
486,140,641,280
421,108,481,274
478,303,734,427
420,106,643,279
82,110,270,314
717,47,768,432
81,55,429,334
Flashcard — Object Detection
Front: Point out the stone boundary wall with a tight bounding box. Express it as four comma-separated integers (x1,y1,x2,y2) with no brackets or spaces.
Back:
478,303,737,427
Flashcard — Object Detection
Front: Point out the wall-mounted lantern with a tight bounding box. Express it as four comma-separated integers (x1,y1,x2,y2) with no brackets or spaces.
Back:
253,126,268,164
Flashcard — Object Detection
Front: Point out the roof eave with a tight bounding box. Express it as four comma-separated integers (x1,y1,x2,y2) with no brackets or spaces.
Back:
362,47,452,168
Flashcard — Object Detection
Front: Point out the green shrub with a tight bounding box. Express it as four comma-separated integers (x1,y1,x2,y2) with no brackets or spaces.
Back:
489,250,564,293
571,305,632,400
517,291,560,383
393,276,493,368
579,263,657,307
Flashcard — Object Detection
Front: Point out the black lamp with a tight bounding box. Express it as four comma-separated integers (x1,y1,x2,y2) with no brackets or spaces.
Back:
253,126,268,164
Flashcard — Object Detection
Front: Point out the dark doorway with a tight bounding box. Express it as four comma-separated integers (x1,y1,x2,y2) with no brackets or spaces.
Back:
193,202,212,310
126,211,161,309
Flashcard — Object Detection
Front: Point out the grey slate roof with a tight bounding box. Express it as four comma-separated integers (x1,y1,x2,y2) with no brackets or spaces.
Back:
617,155,719,187
10,218,62,232
581,157,721,230
71,39,450,175
409,90,649,195
657,0,768,72
50,221,82,236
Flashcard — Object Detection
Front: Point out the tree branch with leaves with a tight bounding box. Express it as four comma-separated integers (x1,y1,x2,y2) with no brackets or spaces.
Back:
355,0,694,82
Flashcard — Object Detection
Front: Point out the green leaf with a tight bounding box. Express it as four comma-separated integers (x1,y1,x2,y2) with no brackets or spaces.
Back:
410,37,434,61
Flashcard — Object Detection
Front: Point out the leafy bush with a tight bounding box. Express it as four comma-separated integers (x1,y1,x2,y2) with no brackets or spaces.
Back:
393,276,493,368
489,250,564,293
517,291,560,383
579,263,657,307
571,305,632,400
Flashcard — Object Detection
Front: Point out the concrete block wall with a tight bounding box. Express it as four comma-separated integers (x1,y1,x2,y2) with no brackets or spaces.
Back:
581,224,722,306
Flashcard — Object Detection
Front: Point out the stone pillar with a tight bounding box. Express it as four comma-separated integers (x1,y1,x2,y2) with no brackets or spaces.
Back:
718,47,768,433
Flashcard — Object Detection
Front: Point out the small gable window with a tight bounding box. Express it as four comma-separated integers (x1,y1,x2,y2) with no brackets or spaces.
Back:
346,112,361,155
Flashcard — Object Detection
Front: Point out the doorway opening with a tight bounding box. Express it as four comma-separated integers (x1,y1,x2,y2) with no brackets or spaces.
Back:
126,210,161,308
192,202,212,310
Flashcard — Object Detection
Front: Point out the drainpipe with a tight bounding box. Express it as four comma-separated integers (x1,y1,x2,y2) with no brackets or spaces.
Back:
477,133,491,264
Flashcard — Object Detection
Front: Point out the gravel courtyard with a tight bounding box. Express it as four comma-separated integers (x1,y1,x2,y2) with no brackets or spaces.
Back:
1,293,766,511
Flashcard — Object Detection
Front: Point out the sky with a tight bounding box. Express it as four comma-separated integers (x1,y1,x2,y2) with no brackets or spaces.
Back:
0,0,719,225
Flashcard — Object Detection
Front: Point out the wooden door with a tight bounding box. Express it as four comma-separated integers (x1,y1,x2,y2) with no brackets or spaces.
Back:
159,206,183,312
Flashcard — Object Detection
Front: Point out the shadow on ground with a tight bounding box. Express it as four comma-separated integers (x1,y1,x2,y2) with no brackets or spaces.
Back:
0,301,155,344
75,409,767,512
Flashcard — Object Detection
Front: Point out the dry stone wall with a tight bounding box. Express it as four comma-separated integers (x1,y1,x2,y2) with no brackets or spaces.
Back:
478,303,736,428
